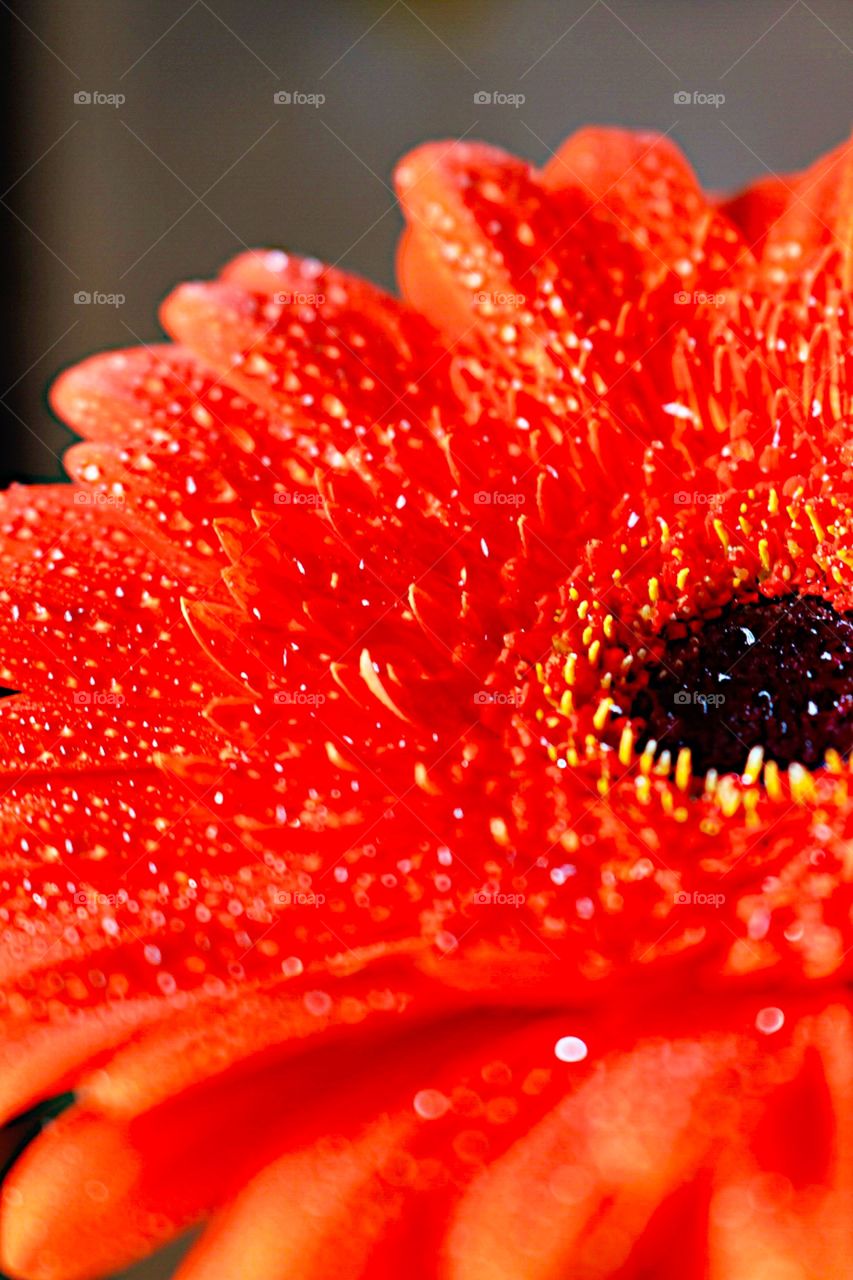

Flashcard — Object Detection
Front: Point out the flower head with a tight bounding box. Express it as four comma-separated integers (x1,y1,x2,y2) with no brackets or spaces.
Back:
0,127,852,1279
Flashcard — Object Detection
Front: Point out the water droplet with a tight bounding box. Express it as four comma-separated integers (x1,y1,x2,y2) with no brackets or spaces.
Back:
413,1089,450,1120
554,1035,588,1063
756,1007,784,1035
304,990,331,1016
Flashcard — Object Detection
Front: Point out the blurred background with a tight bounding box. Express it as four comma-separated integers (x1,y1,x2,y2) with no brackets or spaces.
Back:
0,0,852,1274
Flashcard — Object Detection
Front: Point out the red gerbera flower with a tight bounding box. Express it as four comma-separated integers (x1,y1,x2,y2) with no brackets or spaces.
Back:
0,126,852,1280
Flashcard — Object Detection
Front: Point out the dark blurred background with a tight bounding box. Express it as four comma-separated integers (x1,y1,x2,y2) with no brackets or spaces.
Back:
1,0,852,1274
3,0,853,491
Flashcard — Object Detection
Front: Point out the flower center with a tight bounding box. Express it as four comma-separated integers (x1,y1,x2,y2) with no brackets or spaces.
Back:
628,594,853,775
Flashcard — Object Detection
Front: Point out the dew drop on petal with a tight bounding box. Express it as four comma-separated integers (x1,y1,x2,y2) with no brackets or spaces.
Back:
413,1089,450,1120
304,989,332,1016
554,1035,588,1063
756,1006,785,1035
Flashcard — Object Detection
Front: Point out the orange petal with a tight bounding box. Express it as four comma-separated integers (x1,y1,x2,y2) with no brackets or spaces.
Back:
541,126,752,292
760,130,853,289
173,1120,412,1280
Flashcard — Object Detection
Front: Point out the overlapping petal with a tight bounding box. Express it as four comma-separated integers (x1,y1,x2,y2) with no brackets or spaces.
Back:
0,127,850,1279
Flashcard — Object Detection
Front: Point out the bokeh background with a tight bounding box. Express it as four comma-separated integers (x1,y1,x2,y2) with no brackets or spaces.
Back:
1,0,852,1274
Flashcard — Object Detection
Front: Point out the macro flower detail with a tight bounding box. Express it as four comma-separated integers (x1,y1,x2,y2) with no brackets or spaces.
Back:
0,126,851,1278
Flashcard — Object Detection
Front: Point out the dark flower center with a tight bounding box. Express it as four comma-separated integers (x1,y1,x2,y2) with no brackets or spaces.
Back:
628,594,853,775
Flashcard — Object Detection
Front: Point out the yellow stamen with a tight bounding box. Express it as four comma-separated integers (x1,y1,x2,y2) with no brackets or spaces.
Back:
675,747,692,792
763,759,783,801
805,504,825,542
713,519,730,550
789,762,816,804
592,697,613,732
490,817,510,846
743,745,764,784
